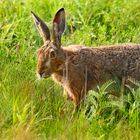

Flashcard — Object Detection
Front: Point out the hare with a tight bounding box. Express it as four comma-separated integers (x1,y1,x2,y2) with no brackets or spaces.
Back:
31,8,140,111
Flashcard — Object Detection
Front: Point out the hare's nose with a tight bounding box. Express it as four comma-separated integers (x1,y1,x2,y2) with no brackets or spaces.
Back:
39,72,44,77
37,71,44,78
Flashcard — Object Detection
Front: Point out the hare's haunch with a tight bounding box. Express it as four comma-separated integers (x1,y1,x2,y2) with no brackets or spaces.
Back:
31,8,140,111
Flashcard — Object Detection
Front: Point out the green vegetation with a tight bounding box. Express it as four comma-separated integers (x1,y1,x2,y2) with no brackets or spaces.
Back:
0,0,140,139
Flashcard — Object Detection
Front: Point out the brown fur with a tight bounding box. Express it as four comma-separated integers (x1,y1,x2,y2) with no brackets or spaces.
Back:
31,8,140,111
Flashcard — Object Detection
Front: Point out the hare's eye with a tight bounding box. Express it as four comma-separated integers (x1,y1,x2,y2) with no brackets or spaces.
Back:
49,50,56,59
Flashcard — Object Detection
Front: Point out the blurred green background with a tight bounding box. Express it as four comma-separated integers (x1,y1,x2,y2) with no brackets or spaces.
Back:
0,0,140,139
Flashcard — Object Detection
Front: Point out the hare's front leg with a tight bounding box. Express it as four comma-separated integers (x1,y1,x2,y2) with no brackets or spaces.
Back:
72,94,81,112
63,89,72,100
64,86,81,112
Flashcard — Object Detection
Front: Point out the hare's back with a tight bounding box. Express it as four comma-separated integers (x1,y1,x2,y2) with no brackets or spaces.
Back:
64,44,140,80
90,44,140,80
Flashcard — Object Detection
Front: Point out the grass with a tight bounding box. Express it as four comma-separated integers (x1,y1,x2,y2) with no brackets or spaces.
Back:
0,0,140,139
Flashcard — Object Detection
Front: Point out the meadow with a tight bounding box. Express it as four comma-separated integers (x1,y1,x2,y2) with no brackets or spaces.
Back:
0,0,140,139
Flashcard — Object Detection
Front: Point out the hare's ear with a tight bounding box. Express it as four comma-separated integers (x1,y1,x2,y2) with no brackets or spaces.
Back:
52,8,65,48
31,11,50,43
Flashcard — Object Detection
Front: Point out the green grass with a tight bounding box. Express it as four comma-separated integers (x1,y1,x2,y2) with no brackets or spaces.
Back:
0,0,140,139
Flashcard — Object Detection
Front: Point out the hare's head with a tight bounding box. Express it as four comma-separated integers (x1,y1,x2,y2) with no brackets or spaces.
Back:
31,8,65,79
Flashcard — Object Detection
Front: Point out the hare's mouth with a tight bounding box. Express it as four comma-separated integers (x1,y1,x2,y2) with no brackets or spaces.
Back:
36,72,50,79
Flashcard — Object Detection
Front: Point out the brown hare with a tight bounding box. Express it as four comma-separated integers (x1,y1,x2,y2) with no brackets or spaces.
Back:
31,8,140,111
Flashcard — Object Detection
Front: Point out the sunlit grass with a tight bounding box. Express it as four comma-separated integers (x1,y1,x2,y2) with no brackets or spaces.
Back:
0,0,140,139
